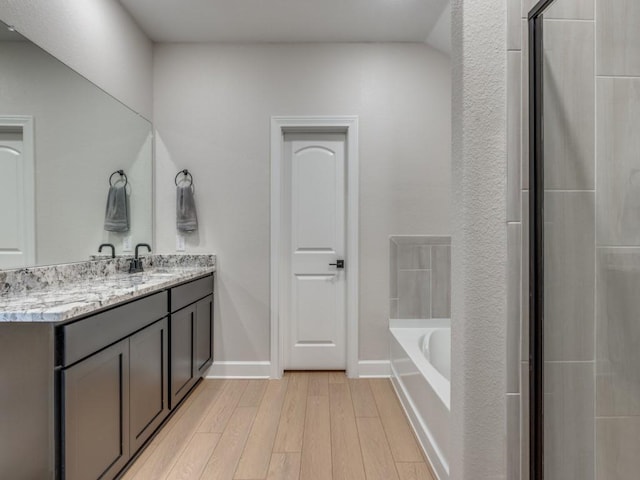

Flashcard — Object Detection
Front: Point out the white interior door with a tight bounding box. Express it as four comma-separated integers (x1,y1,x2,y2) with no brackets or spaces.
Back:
0,124,35,269
283,133,346,370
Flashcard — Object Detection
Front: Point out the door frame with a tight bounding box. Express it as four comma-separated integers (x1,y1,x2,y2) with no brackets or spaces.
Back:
270,116,359,379
0,115,35,267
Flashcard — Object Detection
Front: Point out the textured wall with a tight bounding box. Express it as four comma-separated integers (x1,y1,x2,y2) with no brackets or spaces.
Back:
153,43,452,363
0,0,153,119
451,0,507,478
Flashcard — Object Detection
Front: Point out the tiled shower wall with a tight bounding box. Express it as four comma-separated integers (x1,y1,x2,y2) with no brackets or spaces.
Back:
508,1,640,478
389,236,451,319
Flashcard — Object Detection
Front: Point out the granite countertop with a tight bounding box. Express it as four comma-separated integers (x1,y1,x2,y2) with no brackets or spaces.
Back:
0,266,215,323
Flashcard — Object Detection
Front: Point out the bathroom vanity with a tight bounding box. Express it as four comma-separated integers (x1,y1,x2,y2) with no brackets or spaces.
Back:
0,259,215,479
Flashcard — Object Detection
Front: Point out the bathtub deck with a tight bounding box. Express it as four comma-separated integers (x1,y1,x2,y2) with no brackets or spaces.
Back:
121,371,436,480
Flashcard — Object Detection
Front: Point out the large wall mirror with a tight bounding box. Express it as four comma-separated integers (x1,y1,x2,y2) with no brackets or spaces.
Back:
0,20,153,269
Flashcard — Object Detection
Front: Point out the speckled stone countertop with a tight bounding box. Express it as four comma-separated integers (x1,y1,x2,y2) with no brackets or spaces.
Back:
0,255,215,323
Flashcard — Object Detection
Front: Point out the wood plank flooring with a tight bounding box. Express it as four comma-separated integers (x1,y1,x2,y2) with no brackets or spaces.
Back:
122,372,436,480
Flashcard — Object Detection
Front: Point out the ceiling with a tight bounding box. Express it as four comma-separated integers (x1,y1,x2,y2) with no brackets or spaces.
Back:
119,0,449,48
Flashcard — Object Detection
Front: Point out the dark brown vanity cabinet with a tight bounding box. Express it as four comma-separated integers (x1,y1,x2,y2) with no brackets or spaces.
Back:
170,303,198,407
0,273,214,480
63,318,169,480
63,339,131,480
169,275,214,409
195,294,214,377
61,292,170,480
129,317,169,453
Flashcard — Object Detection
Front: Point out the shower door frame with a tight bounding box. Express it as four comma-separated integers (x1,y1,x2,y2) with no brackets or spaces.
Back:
528,0,555,479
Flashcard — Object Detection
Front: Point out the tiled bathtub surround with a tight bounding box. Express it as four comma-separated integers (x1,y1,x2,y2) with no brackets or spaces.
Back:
389,236,451,319
0,254,215,297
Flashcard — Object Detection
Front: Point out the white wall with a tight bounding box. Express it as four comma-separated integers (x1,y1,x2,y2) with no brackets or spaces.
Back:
0,0,153,119
451,0,507,478
153,43,451,363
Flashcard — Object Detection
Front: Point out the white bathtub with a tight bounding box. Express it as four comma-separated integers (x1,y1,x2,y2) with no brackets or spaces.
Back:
390,319,451,480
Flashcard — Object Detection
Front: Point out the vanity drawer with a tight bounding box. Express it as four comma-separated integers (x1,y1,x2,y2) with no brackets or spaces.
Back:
61,291,168,367
170,274,213,312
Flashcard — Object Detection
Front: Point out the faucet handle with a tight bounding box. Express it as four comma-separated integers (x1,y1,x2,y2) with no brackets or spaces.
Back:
128,258,140,274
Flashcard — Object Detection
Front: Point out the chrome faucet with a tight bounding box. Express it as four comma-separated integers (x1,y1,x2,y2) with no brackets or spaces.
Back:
129,243,151,273
98,243,115,258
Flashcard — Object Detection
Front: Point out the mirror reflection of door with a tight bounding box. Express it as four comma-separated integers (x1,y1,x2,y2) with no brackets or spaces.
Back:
0,119,35,269
0,20,154,269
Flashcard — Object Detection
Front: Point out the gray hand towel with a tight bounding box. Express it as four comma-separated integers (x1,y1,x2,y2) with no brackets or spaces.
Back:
177,185,198,232
104,185,130,232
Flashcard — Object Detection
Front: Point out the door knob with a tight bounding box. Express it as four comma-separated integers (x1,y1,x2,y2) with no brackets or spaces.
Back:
329,260,345,269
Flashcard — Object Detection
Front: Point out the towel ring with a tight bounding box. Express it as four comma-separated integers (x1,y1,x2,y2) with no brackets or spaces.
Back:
109,170,128,187
175,169,193,187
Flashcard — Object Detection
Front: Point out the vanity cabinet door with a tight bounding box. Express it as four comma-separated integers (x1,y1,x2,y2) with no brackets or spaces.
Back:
63,339,130,480
129,317,169,454
195,295,214,377
170,304,197,408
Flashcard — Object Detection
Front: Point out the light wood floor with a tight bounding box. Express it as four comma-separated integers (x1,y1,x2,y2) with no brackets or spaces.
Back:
122,372,436,480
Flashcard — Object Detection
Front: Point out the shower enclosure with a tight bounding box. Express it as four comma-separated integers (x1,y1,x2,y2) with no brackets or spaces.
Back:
529,0,640,478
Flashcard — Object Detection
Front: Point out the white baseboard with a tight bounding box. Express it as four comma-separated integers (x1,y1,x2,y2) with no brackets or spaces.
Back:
206,361,271,379
358,360,391,378
207,360,388,379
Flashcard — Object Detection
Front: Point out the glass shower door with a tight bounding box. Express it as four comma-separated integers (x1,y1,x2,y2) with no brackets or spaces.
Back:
530,0,640,479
